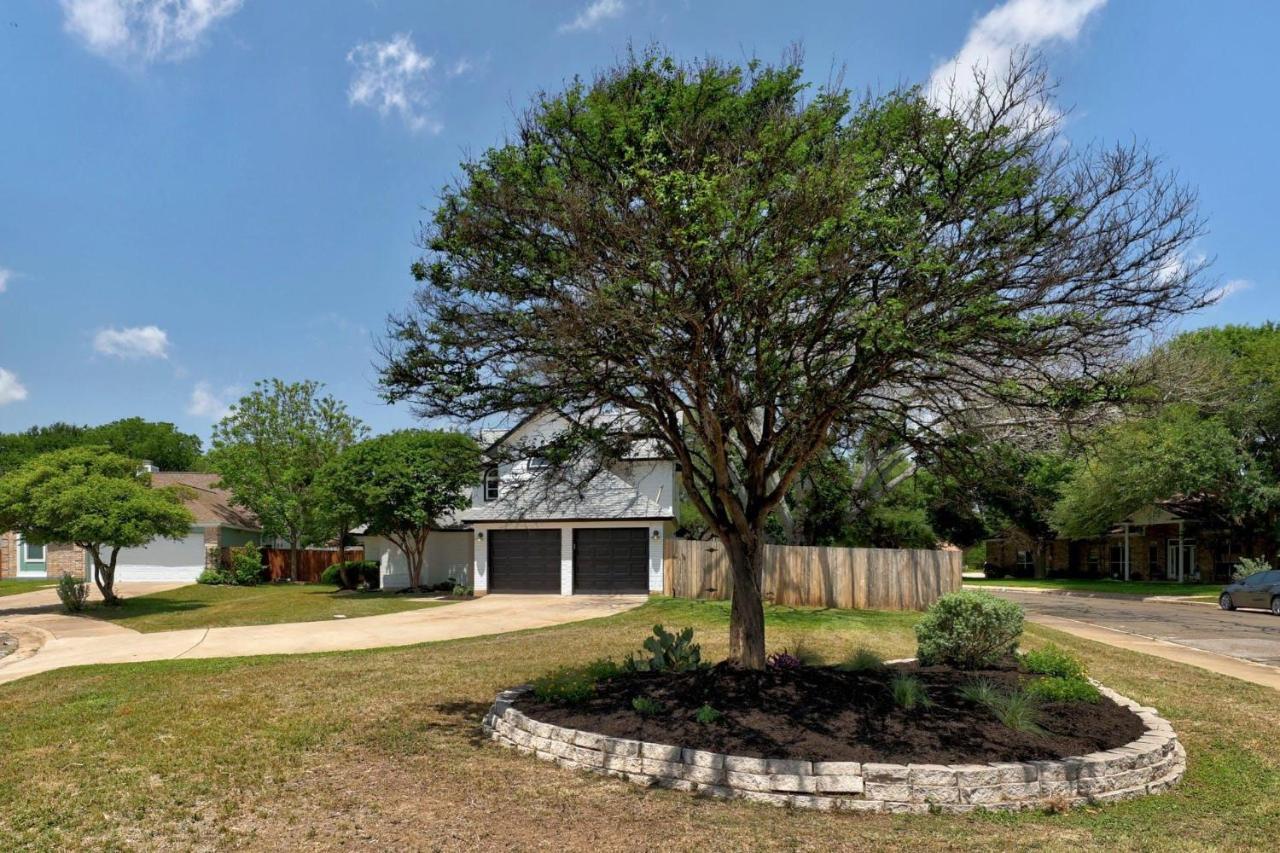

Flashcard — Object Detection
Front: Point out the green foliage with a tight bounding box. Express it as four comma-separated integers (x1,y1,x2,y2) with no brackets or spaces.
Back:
694,703,723,725
319,564,343,586
229,543,264,586
988,689,1045,734
914,591,1024,669
890,673,932,711
197,567,231,585
0,446,195,603
839,646,885,672
1233,557,1273,582
208,379,367,574
1022,644,1087,680
957,677,1001,707
56,573,89,612
531,667,596,704
451,584,473,597
0,418,202,476
1025,676,1101,704
628,624,702,673
324,560,379,590
315,430,481,589
631,696,666,717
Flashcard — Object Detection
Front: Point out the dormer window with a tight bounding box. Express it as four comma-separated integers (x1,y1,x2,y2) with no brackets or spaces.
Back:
484,467,500,501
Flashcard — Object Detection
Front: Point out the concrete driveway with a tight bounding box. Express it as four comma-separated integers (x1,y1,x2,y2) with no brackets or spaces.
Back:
993,589,1280,689
0,590,643,685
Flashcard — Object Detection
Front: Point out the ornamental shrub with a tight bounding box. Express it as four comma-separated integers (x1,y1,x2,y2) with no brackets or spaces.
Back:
197,567,231,585
631,696,665,716
1025,675,1101,704
1022,644,1087,680
890,673,932,710
914,590,1024,669
230,543,264,586
766,650,803,670
531,667,596,704
319,563,342,586
56,572,89,612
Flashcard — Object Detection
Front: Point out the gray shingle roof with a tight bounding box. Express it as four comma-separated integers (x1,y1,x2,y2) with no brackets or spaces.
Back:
461,468,670,522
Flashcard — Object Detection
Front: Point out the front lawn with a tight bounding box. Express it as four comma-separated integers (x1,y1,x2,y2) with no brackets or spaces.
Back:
967,577,1221,598
86,583,451,632
2,597,1277,850
0,578,55,598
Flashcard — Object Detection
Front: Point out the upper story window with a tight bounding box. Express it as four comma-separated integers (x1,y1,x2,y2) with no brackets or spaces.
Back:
484,467,500,501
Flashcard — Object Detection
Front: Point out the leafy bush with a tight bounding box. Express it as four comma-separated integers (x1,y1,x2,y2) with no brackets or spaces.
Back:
1233,557,1273,582
1022,644,1086,680
1025,676,1101,704
324,560,381,590
631,696,665,717
626,624,702,673
531,667,596,704
914,590,1024,669
957,677,1001,707
890,673,932,710
319,564,343,586
694,703,723,724
230,543,264,586
56,573,89,612
988,689,1044,734
766,650,803,670
839,646,885,672
197,567,231,585
451,584,473,597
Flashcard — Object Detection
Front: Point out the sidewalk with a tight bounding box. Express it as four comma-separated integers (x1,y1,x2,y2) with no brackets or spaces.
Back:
0,592,643,685
967,583,1218,607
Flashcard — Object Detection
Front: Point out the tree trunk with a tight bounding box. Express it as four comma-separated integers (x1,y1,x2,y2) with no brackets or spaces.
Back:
723,529,767,669
92,545,123,606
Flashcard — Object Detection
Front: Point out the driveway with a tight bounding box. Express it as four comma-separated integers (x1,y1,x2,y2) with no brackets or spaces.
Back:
0,591,643,685
994,589,1280,689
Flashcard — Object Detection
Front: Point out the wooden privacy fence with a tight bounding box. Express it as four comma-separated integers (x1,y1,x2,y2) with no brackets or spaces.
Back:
262,547,364,583
663,538,962,611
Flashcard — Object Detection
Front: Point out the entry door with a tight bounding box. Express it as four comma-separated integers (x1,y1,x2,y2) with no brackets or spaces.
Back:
1167,540,1197,582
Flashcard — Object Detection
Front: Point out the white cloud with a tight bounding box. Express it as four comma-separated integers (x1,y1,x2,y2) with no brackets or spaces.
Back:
1207,278,1253,303
347,33,442,133
0,267,13,293
93,325,171,359
60,0,243,65
929,0,1106,105
0,368,28,406
446,57,473,78
558,0,624,34
186,380,240,420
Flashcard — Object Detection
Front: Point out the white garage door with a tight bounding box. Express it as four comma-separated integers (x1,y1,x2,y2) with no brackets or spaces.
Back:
114,532,206,583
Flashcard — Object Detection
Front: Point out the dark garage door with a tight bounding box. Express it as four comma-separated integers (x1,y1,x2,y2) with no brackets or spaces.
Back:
488,530,561,593
573,528,649,594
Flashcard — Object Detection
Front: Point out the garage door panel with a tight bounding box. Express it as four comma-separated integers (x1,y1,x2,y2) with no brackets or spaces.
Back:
488,530,561,593
574,528,648,594
115,532,206,583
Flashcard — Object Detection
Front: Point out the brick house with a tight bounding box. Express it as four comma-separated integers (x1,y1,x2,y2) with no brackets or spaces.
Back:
985,504,1274,584
0,471,259,583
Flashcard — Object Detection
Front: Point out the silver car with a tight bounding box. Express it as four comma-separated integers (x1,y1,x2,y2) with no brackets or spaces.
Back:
1220,570,1280,615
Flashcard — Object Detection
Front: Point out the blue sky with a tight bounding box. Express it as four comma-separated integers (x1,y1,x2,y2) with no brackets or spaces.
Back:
0,0,1275,442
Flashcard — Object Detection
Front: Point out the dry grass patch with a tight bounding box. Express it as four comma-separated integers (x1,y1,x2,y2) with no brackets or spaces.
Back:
0,597,1277,851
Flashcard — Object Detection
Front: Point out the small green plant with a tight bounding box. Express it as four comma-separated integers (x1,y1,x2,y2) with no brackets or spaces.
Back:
790,637,824,666
230,542,264,586
626,624,702,673
451,584,473,597
631,696,666,717
839,646,885,672
56,572,89,612
1025,676,1101,704
1233,557,1273,582
989,689,1045,734
319,563,343,586
890,673,932,711
197,567,231,585
531,667,596,704
581,657,623,682
914,590,1024,669
1022,644,1087,680
694,703,723,724
957,677,1001,707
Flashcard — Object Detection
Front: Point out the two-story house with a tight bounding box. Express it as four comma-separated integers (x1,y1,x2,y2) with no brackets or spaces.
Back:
361,411,679,595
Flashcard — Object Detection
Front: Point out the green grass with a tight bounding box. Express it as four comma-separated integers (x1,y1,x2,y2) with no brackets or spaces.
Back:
85,582,451,632
1,596,1278,850
967,577,1221,597
0,578,55,597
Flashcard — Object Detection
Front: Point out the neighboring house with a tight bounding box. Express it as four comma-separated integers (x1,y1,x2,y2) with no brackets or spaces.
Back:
359,411,679,595
0,471,260,583
985,503,1273,584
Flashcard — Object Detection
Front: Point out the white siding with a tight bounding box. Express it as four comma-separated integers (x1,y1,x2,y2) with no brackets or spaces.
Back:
363,532,475,590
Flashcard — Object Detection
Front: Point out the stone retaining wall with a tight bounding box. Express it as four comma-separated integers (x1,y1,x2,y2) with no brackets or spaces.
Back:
482,684,1184,813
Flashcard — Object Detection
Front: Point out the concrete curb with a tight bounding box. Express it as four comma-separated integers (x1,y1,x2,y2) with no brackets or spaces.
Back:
483,682,1185,813
968,584,1219,606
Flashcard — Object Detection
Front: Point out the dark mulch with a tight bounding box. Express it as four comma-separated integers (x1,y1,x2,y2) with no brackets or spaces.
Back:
517,661,1145,764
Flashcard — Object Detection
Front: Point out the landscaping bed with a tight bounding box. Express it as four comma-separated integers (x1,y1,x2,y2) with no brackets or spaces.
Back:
516,660,1145,764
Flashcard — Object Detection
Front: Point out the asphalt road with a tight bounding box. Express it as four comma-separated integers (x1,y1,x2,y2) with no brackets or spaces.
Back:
993,590,1280,667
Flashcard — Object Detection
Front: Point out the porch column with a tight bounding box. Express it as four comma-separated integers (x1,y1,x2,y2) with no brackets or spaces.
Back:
1176,520,1185,582
1123,523,1131,582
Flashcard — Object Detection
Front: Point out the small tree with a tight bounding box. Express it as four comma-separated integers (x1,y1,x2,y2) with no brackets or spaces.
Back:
0,447,194,604
208,380,367,581
318,431,481,590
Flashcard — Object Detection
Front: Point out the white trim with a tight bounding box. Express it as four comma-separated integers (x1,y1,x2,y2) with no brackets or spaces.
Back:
470,519,665,595
16,535,46,577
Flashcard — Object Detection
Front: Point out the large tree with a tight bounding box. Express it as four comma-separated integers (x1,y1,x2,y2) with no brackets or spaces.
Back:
318,430,482,590
208,380,367,581
0,447,194,604
380,52,1208,667
0,418,202,475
